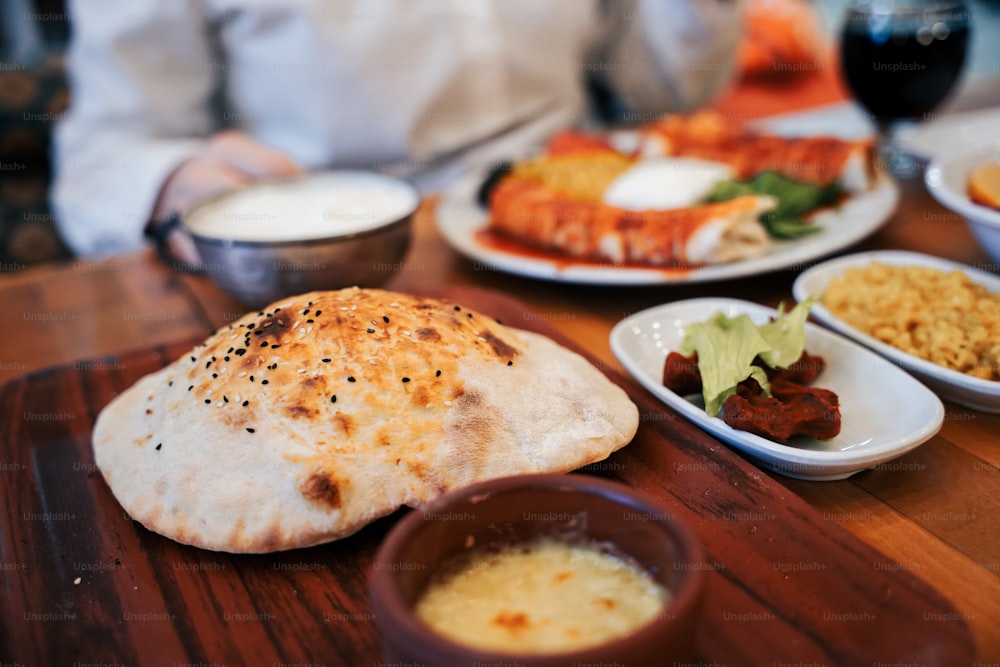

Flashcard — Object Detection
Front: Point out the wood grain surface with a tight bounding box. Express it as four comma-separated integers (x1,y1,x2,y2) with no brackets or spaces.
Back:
0,287,976,667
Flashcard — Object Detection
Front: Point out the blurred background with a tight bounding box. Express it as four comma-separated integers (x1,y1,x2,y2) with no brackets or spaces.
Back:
0,0,998,268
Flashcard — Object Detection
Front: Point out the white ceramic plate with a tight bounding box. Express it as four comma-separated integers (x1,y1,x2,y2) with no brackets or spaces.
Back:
793,250,1000,413
610,298,943,480
896,107,1000,162
436,170,898,286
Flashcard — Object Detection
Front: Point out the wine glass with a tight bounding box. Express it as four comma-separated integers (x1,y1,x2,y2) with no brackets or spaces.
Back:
839,0,971,176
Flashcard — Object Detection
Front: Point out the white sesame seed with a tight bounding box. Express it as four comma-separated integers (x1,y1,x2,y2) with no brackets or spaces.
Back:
297,368,307,374
403,330,411,336
477,336,487,342
340,307,349,311
238,372,247,377
444,401,453,407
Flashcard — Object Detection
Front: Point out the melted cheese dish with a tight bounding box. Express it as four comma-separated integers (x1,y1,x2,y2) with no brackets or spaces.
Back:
186,171,418,241
414,537,670,654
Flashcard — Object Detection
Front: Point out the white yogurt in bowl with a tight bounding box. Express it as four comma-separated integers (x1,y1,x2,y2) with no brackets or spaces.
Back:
185,171,419,242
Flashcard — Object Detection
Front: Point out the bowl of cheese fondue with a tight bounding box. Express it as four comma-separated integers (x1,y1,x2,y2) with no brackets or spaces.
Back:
368,473,705,667
182,171,418,308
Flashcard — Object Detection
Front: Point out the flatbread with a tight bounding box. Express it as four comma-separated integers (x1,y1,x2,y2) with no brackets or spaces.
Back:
93,288,638,553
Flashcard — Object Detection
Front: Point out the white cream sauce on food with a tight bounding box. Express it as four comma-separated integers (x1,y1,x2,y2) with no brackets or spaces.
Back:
602,157,733,211
414,537,670,654
185,171,418,241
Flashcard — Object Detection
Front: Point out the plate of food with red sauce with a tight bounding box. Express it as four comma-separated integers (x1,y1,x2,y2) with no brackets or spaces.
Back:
436,112,899,285
609,298,943,480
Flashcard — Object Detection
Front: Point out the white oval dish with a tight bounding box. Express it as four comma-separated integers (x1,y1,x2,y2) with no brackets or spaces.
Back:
610,298,944,481
792,250,1000,413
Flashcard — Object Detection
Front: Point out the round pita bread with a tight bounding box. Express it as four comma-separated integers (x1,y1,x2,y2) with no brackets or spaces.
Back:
93,288,638,552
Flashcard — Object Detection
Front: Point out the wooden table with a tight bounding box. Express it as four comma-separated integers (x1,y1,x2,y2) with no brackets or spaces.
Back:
2,171,998,663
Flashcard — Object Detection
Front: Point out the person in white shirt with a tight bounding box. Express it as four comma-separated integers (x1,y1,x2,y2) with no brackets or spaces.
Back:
52,0,743,257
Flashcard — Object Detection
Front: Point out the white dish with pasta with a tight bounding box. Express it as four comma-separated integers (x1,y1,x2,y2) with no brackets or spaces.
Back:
793,250,1000,413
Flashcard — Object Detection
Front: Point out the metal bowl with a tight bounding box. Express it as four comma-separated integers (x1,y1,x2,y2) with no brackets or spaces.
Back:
182,171,418,308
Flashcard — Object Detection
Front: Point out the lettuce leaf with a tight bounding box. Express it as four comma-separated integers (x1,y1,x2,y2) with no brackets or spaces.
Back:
680,312,772,417
705,172,841,239
758,298,816,369
679,299,816,417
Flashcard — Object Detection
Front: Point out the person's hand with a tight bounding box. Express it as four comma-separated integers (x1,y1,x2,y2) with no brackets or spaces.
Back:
150,131,304,265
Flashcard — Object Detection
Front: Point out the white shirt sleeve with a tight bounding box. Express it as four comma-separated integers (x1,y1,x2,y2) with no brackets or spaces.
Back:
51,0,219,256
598,0,745,116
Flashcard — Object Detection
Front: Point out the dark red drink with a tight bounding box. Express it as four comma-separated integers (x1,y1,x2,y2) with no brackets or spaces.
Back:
840,2,970,124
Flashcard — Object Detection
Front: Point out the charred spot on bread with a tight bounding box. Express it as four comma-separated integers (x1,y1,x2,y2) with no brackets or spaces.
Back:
478,330,516,359
332,411,354,436
415,327,441,342
300,470,343,508
286,405,316,419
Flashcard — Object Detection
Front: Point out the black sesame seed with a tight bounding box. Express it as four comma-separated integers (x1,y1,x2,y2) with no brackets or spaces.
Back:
242,400,249,407
306,319,314,324
507,360,513,366
367,328,375,334
248,323,255,330
261,379,269,385
224,396,229,403
155,443,162,451
383,316,389,323
204,399,211,404
224,356,230,362
401,377,410,383
348,376,356,382
271,344,280,349
235,349,246,356
322,358,331,363
227,347,234,353
315,310,322,316
303,309,310,315
261,341,268,347
331,395,337,403
205,361,212,369
250,376,255,382
275,308,282,313
212,373,218,379
168,380,173,386
246,428,255,433
467,313,473,319
188,385,194,391
454,306,461,311
190,356,196,362
435,370,441,377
